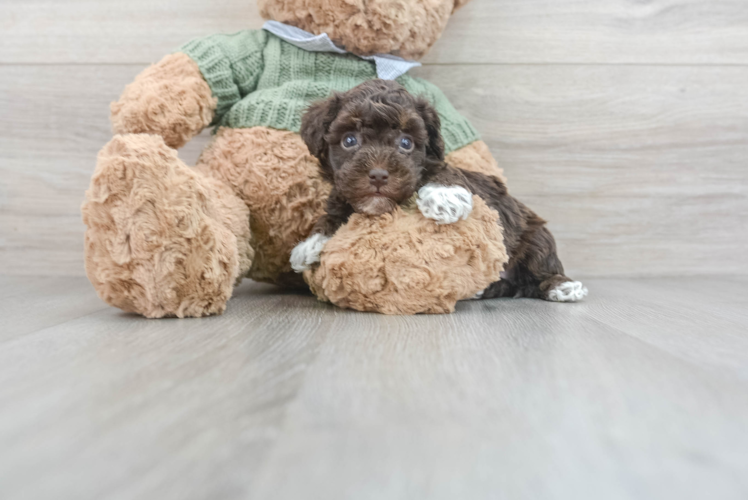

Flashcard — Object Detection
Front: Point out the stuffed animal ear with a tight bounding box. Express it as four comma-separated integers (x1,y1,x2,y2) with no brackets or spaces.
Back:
415,98,445,162
301,94,343,180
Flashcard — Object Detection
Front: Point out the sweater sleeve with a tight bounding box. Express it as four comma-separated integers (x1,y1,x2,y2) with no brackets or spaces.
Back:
180,30,269,124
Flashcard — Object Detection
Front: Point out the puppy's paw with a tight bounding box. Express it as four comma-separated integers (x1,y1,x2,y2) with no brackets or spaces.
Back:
547,281,588,302
290,233,331,273
417,184,473,225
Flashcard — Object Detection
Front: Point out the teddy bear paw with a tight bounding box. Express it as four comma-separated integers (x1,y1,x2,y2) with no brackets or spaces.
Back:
417,184,473,224
547,281,588,302
291,233,331,272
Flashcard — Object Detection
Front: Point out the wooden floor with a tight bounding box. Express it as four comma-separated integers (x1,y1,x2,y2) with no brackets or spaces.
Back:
1,276,747,500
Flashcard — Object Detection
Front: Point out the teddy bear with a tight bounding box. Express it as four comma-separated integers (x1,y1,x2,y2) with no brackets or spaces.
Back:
81,0,509,318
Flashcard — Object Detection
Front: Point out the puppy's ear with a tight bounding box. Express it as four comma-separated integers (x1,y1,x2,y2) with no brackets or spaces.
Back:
301,94,343,180
415,98,445,161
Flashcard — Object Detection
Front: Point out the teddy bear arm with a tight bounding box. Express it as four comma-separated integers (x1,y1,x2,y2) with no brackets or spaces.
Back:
445,140,507,184
110,53,217,149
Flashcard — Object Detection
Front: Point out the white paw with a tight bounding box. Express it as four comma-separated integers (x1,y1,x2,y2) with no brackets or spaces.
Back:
547,281,588,302
417,184,473,224
471,289,485,300
290,233,331,273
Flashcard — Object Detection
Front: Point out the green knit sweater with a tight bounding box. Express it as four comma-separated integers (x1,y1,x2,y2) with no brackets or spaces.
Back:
180,30,480,154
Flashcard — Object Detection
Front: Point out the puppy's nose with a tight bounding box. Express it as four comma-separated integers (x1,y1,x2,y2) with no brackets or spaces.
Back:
369,169,389,188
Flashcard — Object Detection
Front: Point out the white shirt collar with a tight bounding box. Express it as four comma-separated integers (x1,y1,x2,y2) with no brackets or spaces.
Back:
262,20,421,80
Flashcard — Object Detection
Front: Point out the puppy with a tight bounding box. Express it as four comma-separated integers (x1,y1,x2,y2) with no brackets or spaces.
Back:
291,80,587,302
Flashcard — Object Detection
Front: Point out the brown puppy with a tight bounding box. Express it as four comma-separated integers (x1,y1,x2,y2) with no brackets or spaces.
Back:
291,80,587,302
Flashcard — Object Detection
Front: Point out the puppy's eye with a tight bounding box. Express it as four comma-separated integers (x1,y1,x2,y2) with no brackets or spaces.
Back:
399,136,414,151
342,133,358,149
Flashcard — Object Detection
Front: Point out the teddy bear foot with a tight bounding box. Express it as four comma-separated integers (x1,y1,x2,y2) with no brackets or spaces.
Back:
82,134,253,318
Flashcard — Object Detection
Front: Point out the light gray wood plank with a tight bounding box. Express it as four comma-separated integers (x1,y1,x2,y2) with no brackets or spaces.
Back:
2,64,747,278
432,0,748,65
0,275,55,298
577,278,748,379
0,280,333,500
0,276,106,342
2,278,748,500
0,0,264,65
1,0,747,65
247,290,748,500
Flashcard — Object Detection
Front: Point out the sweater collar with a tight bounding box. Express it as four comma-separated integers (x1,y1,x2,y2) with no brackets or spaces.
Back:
262,20,421,80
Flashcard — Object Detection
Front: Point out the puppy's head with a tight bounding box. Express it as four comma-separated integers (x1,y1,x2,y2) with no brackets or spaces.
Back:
301,79,444,216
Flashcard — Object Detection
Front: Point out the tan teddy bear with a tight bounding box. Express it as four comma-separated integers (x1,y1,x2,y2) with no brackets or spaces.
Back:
82,0,509,317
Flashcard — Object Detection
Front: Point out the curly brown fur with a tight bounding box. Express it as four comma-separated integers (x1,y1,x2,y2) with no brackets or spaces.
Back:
82,134,253,318
301,80,446,227
304,196,507,314
196,127,331,286
111,53,216,149
258,0,468,60
300,79,578,301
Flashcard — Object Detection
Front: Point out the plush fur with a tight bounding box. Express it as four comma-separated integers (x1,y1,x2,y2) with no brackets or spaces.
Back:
82,134,253,318
445,139,506,184
195,127,331,286
258,0,471,60
305,196,507,314
111,53,216,149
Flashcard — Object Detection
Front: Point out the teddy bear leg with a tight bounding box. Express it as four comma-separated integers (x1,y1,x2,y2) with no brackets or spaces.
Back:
82,134,253,318
195,127,331,287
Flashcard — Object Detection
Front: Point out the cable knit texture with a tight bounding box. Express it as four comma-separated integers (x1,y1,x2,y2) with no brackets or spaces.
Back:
304,196,508,315
111,53,217,149
82,134,253,318
196,127,331,285
180,31,480,154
